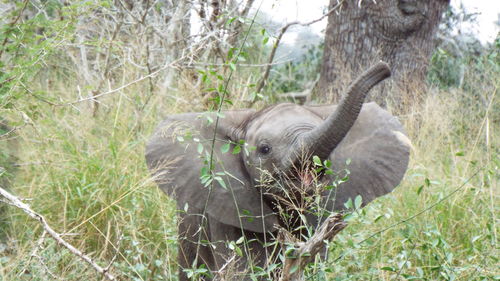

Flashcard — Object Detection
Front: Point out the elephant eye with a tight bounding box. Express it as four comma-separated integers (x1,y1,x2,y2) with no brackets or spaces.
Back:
258,144,271,155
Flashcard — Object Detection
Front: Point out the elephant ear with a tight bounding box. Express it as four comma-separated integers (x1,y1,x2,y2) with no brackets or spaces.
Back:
306,102,411,210
145,110,279,233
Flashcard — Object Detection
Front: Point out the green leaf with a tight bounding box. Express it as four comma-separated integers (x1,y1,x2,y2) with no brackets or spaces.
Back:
229,62,236,71
425,178,431,186
200,166,209,176
313,155,322,166
241,209,254,222
325,185,336,190
227,17,237,25
381,266,396,272
236,236,245,244
221,143,230,153
354,195,363,210
455,151,465,156
202,177,213,187
197,143,203,154
344,198,353,209
416,185,424,195
339,175,349,183
232,145,241,154
215,177,227,189
234,245,242,256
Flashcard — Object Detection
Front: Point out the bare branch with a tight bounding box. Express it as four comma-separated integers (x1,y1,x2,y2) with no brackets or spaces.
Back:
25,231,61,280
279,213,347,281
92,13,124,116
0,187,116,281
0,125,19,139
254,0,345,98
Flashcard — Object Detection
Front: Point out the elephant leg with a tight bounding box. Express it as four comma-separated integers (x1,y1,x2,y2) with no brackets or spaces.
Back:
178,213,215,281
208,219,276,280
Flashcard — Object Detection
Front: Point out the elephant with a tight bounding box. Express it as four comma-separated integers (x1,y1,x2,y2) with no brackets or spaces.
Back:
145,62,411,280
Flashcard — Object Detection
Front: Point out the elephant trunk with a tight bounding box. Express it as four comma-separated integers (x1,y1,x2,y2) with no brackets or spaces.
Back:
286,62,391,168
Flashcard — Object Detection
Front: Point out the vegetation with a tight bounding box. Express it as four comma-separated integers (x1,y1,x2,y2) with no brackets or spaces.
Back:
0,1,498,280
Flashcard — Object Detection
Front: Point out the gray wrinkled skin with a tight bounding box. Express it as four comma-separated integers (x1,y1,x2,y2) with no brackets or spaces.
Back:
145,63,411,280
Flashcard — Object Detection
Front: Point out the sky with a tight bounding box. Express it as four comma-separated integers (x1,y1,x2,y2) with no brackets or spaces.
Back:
260,0,499,44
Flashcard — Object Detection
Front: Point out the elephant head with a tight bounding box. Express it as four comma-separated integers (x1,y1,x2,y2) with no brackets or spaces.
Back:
145,62,411,279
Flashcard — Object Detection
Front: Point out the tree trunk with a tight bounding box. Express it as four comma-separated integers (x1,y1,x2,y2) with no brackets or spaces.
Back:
313,0,450,110
161,0,192,90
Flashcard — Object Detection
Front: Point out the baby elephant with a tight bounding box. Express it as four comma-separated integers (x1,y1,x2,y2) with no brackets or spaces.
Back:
146,62,411,280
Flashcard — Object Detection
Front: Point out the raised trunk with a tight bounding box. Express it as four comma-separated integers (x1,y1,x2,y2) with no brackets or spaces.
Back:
313,0,450,110
304,62,391,160
282,62,391,169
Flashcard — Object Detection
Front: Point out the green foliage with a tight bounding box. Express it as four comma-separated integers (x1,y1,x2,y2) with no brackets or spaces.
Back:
267,43,323,94
0,1,82,108
427,4,498,91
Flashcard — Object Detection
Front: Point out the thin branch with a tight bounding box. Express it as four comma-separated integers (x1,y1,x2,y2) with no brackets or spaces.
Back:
254,0,345,98
101,234,124,281
92,14,124,117
0,125,20,139
0,186,116,281
181,59,293,68
115,0,169,41
26,231,61,280
139,31,155,112
279,213,347,281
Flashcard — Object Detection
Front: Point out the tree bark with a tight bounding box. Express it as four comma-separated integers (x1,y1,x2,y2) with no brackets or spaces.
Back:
161,0,192,89
313,0,450,110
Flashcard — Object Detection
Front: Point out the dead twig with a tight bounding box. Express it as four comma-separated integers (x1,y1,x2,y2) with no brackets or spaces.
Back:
253,0,345,101
92,13,124,117
279,213,347,281
24,231,61,280
0,186,116,281
0,125,20,139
